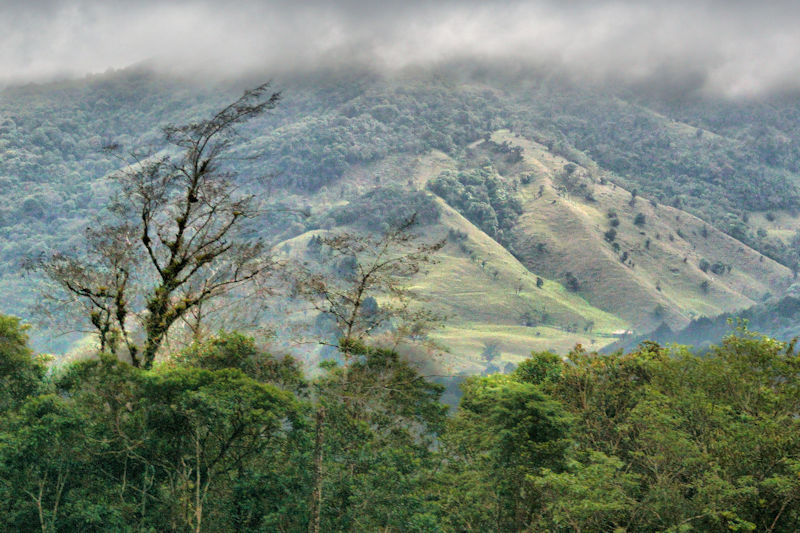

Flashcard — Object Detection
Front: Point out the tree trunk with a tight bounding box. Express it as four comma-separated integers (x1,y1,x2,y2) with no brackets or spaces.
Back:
195,431,203,533
308,406,326,533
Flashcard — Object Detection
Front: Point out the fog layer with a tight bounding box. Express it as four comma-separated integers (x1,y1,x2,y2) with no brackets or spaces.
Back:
2,0,799,96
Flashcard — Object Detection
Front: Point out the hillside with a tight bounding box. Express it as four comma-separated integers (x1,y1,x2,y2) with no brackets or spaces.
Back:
260,131,792,372
2,66,800,366
408,198,626,369
486,130,791,330
268,191,624,373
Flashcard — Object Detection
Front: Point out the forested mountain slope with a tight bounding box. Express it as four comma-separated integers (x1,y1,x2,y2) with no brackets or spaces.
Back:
2,66,799,367
608,292,800,353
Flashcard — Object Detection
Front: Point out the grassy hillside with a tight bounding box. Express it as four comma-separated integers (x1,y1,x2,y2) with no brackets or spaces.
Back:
269,192,624,373
506,82,800,269
486,130,791,331
417,198,626,368
276,128,794,371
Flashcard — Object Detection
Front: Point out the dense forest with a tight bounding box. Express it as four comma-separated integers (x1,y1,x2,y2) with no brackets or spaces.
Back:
3,316,800,531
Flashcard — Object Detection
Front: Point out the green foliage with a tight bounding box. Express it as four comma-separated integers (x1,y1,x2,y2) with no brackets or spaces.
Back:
0,315,46,413
320,187,440,232
428,164,522,242
437,374,572,532
529,451,639,532
260,80,506,192
528,337,800,532
0,324,307,532
711,261,729,275
313,341,447,532
0,394,110,532
3,311,800,531
174,331,306,395
513,350,562,385
564,271,580,292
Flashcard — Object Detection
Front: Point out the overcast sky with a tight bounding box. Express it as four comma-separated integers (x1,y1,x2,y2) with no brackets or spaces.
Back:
2,0,799,96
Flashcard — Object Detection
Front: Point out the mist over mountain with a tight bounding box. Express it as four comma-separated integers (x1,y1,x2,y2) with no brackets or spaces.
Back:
3,0,800,97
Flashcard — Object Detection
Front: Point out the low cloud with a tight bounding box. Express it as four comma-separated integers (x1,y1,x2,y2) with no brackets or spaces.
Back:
2,0,800,96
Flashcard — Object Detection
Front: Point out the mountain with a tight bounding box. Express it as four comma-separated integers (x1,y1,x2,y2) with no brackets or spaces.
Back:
1,66,799,370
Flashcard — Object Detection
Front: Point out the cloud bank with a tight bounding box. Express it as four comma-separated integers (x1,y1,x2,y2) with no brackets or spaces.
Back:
2,0,799,96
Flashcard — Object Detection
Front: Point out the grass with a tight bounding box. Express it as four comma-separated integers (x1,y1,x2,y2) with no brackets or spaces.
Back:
407,194,626,366
432,322,618,372
487,129,791,332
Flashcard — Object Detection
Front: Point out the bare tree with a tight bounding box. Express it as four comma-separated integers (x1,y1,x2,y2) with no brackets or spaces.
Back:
37,223,141,357
34,83,280,369
293,214,445,361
